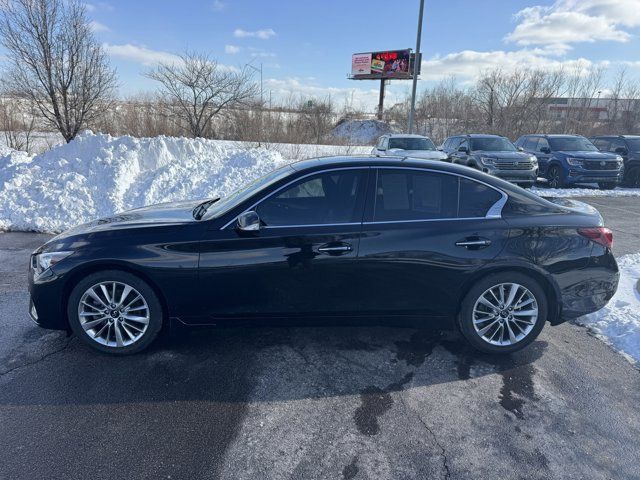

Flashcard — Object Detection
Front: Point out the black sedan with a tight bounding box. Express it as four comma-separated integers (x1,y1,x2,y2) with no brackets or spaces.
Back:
29,157,619,355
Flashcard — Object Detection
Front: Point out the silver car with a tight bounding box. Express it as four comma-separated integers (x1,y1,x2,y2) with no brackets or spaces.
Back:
372,134,448,161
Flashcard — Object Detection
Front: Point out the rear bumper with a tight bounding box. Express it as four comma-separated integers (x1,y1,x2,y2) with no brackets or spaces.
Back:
554,251,619,323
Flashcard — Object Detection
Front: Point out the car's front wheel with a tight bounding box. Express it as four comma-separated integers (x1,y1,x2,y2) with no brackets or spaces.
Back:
458,272,547,354
624,166,640,187
67,270,163,355
547,165,564,188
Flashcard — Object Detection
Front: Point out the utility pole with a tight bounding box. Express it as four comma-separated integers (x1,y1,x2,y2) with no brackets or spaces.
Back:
408,0,425,133
246,61,263,145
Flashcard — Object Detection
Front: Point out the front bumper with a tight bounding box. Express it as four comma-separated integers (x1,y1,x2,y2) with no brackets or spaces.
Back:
28,266,69,330
566,168,623,184
483,167,537,185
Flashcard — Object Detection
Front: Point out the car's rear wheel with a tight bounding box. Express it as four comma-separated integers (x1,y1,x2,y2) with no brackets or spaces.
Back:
598,182,616,190
547,165,564,188
458,272,547,354
67,270,163,355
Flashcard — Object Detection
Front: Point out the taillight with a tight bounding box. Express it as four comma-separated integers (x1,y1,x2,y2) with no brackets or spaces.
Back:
578,227,613,249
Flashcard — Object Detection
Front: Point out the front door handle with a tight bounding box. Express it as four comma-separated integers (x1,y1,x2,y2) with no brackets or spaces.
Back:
318,243,352,254
455,239,492,248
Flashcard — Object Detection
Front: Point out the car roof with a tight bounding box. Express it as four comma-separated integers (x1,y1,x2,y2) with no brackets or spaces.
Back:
591,134,640,139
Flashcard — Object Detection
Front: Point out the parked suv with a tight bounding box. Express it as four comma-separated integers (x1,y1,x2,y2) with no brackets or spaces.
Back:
515,134,624,189
590,135,640,187
442,134,538,187
372,134,448,161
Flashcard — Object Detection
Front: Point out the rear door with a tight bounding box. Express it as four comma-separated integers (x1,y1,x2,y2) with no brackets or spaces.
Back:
356,168,510,318
197,168,369,320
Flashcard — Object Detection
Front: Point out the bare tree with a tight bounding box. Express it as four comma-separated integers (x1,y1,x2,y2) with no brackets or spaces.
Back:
0,93,37,152
0,0,117,143
145,52,257,138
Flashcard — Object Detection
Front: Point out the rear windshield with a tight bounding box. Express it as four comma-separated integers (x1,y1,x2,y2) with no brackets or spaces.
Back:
470,137,516,152
548,137,598,152
388,137,436,151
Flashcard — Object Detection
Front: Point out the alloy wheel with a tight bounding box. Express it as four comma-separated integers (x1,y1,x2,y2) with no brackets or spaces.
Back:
78,281,150,347
472,282,538,346
548,167,561,188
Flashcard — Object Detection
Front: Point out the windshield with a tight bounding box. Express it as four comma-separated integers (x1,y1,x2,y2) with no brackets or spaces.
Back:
626,138,640,152
202,165,294,220
548,137,598,152
470,137,516,152
388,137,436,151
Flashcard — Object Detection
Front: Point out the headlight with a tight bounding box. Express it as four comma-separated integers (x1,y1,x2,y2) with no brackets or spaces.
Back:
566,157,583,166
480,156,496,166
615,155,623,164
529,155,538,164
31,251,73,276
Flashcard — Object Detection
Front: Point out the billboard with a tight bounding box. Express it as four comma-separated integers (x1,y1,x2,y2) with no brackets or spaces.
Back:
351,49,412,79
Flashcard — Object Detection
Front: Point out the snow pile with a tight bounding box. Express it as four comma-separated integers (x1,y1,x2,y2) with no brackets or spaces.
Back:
0,132,296,233
576,254,640,364
330,119,393,145
531,185,640,198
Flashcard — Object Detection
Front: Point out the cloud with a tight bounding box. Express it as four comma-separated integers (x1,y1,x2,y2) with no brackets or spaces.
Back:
225,44,241,54
233,28,276,39
90,20,110,33
104,43,180,66
420,49,598,82
211,0,226,12
248,47,276,58
505,0,640,49
84,2,114,12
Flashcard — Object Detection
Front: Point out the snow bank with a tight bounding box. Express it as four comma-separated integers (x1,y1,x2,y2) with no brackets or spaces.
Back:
330,119,393,145
531,185,640,198
576,254,640,365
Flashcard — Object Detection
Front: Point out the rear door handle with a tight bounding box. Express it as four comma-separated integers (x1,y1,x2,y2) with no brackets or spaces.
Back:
455,239,491,248
318,243,352,254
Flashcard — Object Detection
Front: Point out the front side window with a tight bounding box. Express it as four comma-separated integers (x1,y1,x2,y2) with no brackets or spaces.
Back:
523,137,538,151
256,169,366,226
537,138,550,152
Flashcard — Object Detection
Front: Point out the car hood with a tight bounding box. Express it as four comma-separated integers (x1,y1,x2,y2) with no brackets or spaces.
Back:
555,150,618,159
44,199,204,247
388,149,447,160
471,151,531,160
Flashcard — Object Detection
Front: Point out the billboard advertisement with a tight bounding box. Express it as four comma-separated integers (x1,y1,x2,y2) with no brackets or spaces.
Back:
351,49,412,79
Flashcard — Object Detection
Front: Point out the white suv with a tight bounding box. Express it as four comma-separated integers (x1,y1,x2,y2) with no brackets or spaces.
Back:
372,134,448,161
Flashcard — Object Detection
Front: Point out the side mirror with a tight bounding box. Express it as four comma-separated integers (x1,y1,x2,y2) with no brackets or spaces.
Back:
540,146,551,154
615,147,628,156
457,146,468,153
237,211,261,232
517,146,524,152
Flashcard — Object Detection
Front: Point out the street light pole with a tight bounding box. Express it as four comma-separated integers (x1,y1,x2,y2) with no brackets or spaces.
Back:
246,61,264,145
408,0,425,134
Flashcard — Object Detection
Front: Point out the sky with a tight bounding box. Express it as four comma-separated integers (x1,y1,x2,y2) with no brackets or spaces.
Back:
6,0,640,111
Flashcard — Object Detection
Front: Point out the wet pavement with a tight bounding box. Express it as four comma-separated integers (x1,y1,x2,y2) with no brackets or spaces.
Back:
0,197,639,480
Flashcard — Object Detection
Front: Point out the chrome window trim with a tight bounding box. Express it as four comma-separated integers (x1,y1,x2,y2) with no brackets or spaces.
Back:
220,165,508,230
220,166,369,230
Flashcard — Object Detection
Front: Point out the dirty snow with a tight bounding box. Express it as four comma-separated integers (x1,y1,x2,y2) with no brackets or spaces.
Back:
576,254,640,365
330,119,393,144
0,132,367,233
531,185,640,198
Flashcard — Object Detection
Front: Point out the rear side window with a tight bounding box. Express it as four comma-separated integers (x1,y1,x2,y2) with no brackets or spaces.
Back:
373,170,503,221
374,170,458,221
458,178,502,218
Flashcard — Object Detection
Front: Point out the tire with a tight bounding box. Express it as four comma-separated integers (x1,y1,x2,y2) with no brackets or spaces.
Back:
457,272,548,354
623,166,640,188
598,182,617,190
67,270,163,355
547,165,564,188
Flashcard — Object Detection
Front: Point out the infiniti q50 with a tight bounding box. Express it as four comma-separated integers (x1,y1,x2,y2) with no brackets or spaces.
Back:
29,156,619,355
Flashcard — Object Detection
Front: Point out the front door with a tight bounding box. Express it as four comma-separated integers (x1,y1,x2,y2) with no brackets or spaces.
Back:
195,168,369,321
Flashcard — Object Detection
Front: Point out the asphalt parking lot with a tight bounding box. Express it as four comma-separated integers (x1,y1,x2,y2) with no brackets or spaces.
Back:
1,196,639,480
